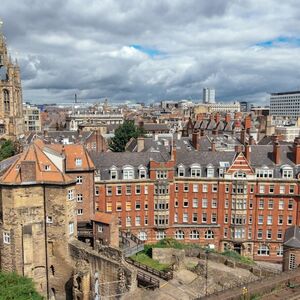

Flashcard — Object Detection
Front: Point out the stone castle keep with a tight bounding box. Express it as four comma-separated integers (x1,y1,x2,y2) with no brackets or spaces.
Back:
0,28,24,138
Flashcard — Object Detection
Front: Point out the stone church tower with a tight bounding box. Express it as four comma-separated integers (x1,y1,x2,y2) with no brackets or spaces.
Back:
0,25,24,138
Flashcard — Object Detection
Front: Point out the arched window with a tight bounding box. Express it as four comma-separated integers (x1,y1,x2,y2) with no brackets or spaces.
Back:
175,230,185,240
3,89,9,113
110,166,118,180
257,244,270,256
205,230,214,239
190,230,200,240
178,164,185,177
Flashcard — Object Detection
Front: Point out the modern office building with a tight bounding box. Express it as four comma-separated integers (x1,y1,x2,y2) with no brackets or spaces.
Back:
270,91,300,117
23,104,41,132
203,88,216,104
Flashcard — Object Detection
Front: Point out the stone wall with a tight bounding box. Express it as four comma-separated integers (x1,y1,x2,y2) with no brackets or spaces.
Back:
152,248,185,268
69,239,136,299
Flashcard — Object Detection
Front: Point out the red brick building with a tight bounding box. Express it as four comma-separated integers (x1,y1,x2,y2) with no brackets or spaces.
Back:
92,135,300,262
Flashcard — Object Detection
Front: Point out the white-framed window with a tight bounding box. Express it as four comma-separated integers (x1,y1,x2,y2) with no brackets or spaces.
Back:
282,166,293,179
259,199,264,209
135,185,141,195
279,199,284,210
267,215,273,225
289,185,295,194
183,213,188,223
258,215,263,225
110,167,118,180
138,231,147,241
76,176,83,184
193,184,199,193
257,244,269,256
95,186,99,196
288,199,293,210
287,215,293,225
135,216,141,226
277,245,283,256
266,229,272,239
259,185,265,194
3,232,10,244
268,199,274,210
75,158,82,167
184,183,189,192
277,230,282,240
202,213,207,223
174,212,178,223
190,164,201,177
202,184,208,193
77,194,83,202
234,171,247,178
190,230,200,240
202,198,208,208
98,225,103,232
138,166,147,179
175,230,185,240
178,165,185,177
116,186,122,195
212,199,217,208
257,229,263,239
46,216,53,224
207,166,214,178
156,170,168,179
279,185,285,194
256,168,273,178
135,200,141,210
192,198,198,208
126,216,131,227
144,185,148,195
205,230,214,239
77,209,83,215
123,166,134,180
278,215,283,225
69,222,74,235
68,189,74,200
211,213,217,223
156,230,166,240
106,186,112,196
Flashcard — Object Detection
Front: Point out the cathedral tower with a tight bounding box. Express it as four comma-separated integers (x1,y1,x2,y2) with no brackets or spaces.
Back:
0,22,24,138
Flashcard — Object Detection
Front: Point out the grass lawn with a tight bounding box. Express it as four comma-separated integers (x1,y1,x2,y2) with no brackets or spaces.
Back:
130,253,170,271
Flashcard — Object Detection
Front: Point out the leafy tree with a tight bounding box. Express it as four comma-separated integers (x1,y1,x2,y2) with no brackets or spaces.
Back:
109,120,145,152
0,272,43,300
0,140,15,161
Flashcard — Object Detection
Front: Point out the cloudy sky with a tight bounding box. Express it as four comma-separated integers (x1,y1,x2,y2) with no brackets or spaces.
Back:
1,0,300,105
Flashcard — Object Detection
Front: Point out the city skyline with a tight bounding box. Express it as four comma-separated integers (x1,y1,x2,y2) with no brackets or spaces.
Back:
1,0,300,104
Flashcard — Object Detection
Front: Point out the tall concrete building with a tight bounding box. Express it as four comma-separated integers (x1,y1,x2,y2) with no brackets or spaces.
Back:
270,91,300,117
203,88,215,104
0,26,24,138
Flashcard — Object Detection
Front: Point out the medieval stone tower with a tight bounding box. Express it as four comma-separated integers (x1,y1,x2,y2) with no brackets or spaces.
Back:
0,24,24,138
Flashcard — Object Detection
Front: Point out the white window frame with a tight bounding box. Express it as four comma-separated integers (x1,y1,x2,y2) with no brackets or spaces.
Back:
3,232,10,244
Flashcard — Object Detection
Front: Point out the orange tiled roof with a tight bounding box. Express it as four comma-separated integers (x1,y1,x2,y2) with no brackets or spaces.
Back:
1,139,74,185
46,144,95,171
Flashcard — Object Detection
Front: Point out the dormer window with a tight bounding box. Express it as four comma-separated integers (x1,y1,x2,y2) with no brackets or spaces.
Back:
110,166,118,180
44,165,51,171
123,165,134,180
138,166,147,179
178,165,185,177
282,165,293,179
256,166,273,178
190,164,201,178
75,158,82,167
207,165,214,178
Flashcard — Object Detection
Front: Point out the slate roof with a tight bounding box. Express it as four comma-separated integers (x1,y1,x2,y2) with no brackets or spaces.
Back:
284,226,300,248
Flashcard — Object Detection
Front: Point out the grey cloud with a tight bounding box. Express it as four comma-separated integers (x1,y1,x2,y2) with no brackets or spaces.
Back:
0,0,299,104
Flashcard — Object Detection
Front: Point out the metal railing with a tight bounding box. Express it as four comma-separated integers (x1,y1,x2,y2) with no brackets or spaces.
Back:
137,271,160,289
125,257,173,281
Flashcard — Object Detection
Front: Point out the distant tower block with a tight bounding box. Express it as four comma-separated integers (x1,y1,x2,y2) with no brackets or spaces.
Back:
203,88,216,104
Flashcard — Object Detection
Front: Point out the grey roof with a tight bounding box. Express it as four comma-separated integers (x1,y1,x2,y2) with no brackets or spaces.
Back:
143,123,169,131
284,226,300,248
90,151,170,180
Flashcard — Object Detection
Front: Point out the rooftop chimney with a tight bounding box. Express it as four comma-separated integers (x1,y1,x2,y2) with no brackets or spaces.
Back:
211,141,216,152
240,129,246,145
171,142,177,161
294,137,300,165
244,142,251,162
192,132,200,151
273,136,281,165
235,145,243,153
244,115,252,131
137,137,145,152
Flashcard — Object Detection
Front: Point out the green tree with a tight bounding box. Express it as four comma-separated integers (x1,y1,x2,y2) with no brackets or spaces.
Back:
109,120,145,152
0,272,43,300
0,140,15,161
